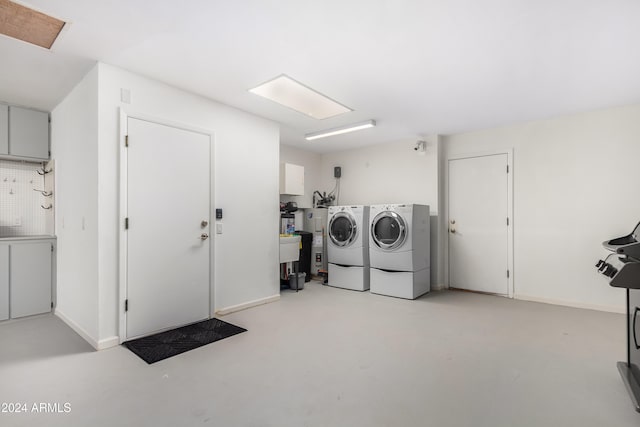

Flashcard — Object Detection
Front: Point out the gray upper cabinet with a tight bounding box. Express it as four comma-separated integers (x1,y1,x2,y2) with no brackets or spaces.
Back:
0,105,8,156
0,245,8,321
8,106,50,160
10,242,52,319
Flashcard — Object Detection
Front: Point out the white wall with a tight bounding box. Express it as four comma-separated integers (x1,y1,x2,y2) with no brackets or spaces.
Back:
443,104,640,312
319,138,439,209
96,63,280,342
51,65,99,342
279,144,322,209
319,137,443,286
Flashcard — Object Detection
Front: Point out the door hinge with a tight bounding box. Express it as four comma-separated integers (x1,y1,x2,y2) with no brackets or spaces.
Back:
125,217,129,229
506,165,509,173
507,217,509,226
125,299,128,312
51,244,54,252
507,270,510,278
125,135,129,147
51,301,54,308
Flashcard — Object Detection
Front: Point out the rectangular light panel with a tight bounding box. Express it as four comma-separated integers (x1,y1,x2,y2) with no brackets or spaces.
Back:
249,74,352,120
0,0,65,49
305,120,376,141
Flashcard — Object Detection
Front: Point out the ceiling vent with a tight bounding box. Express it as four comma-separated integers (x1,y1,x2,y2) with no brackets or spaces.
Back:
0,0,65,49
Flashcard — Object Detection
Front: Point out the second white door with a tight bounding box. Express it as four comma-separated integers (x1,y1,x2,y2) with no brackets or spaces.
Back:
126,118,211,340
449,154,510,295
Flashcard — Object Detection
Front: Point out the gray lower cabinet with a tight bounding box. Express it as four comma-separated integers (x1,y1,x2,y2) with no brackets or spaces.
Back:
0,240,54,320
0,245,8,321
10,242,52,318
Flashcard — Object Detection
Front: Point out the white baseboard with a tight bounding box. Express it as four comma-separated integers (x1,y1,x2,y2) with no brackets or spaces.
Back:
54,309,100,350
98,336,120,350
55,310,120,350
514,294,625,314
215,294,280,316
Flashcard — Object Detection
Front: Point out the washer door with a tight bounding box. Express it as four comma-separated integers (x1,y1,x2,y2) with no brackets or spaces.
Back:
371,211,407,250
329,212,357,247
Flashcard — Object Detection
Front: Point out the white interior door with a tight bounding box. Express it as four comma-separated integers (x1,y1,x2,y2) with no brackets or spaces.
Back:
126,118,211,339
449,154,509,295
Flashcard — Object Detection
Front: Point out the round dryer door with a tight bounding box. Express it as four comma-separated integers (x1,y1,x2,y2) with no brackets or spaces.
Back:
329,212,357,247
371,211,407,250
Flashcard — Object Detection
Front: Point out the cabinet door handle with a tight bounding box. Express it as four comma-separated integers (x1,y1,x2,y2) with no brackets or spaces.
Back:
634,307,640,350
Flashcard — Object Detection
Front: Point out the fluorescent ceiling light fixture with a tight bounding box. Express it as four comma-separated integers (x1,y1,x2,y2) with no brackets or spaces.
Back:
249,74,352,120
305,120,376,141
0,0,65,49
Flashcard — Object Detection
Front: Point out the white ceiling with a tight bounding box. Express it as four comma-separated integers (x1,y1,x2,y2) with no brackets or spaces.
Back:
2,0,640,153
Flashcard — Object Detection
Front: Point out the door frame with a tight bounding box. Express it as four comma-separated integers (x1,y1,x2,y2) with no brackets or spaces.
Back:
118,108,215,343
445,148,514,297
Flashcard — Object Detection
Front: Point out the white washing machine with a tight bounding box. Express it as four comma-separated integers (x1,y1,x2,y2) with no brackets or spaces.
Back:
369,204,430,299
327,205,370,291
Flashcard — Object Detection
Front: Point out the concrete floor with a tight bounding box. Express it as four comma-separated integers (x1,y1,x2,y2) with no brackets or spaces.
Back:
0,281,638,427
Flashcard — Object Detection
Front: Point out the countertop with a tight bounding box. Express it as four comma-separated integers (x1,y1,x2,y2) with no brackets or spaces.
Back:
0,235,56,242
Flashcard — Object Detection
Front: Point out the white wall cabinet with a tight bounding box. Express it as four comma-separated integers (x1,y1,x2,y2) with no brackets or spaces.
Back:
0,239,54,320
280,163,304,195
0,104,50,161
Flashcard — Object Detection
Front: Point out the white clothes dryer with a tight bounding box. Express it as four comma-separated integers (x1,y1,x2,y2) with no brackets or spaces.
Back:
369,204,430,299
327,205,370,291
369,204,430,272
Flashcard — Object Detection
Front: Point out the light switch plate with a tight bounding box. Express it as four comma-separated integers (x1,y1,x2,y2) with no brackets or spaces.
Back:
216,223,223,234
120,88,131,104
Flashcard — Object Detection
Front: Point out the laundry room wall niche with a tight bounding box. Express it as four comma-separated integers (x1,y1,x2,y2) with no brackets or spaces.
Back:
318,136,442,288
0,159,54,237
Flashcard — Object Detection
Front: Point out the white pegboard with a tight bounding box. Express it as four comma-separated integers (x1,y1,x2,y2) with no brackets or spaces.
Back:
0,160,54,237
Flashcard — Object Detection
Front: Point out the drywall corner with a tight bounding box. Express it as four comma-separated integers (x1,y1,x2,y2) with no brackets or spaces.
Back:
51,63,100,344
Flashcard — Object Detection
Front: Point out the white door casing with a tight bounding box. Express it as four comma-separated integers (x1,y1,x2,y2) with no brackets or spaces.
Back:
448,152,513,296
121,115,212,341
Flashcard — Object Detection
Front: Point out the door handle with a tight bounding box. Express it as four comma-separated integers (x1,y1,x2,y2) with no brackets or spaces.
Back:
200,233,209,240
201,220,209,228
634,307,640,350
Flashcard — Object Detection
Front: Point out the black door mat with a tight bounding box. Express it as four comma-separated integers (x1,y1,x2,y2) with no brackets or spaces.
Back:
124,318,247,364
